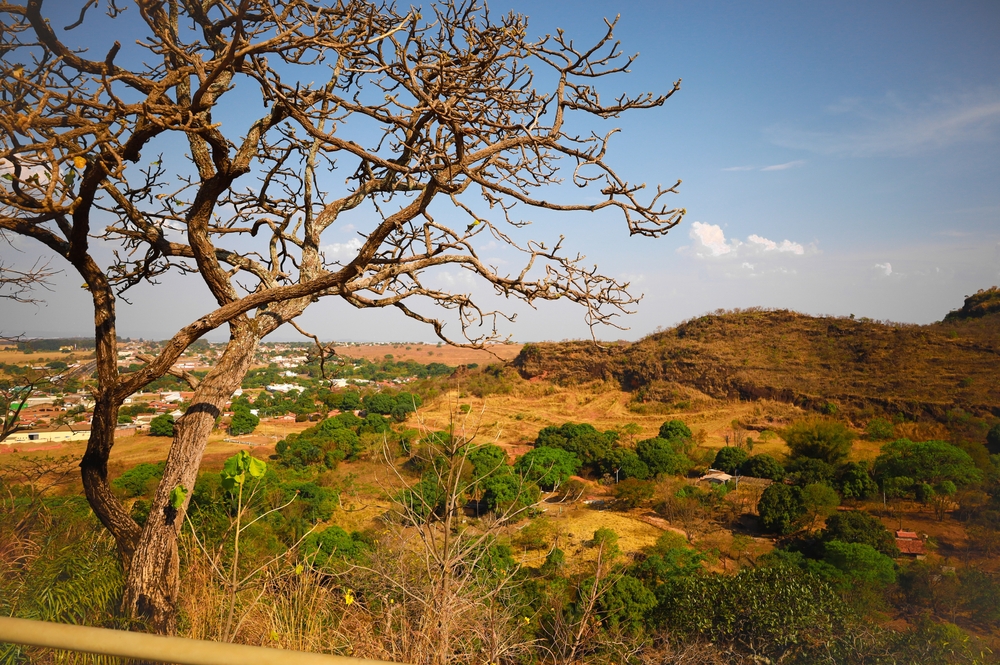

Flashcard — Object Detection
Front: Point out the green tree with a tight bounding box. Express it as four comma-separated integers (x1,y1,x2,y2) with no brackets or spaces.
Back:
598,447,650,481
514,446,581,490
658,419,692,443
739,454,785,481
782,419,855,464
821,540,896,586
800,483,841,528
228,405,259,436
874,439,982,488
823,511,899,557
758,484,805,534
787,457,836,486
835,461,877,500
149,414,175,437
636,437,692,477
712,446,749,474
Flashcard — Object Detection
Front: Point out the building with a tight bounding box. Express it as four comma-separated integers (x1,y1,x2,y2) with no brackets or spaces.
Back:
5,426,91,445
895,530,926,558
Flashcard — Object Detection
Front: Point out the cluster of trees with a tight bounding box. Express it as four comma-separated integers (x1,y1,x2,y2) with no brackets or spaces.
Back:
722,418,990,534
275,411,396,469
531,419,696,484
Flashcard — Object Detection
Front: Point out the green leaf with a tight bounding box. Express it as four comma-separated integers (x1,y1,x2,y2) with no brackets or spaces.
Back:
247,455,266,478
169,485,188,509
1,173,12,181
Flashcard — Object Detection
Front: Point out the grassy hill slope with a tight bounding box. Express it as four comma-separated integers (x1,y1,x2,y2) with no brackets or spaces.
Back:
514,292,1000,422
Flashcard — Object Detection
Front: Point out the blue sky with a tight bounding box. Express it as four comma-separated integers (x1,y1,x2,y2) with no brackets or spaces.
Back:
3,0,999,342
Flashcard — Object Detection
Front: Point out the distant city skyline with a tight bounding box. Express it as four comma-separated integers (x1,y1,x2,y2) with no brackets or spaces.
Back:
2,0,998,342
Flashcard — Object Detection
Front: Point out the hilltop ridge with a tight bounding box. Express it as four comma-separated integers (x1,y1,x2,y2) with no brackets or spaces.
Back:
514,292,1000,422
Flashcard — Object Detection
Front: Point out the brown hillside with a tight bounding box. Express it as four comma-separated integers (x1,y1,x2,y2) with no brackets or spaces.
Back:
514,305,1000,421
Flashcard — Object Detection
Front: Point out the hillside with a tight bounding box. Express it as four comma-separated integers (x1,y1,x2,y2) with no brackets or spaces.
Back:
514,293,1000,422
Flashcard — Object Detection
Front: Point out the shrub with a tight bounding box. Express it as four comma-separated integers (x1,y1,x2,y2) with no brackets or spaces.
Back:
592,527,620,556
112,461,165,498
739,454,785,480
782,419,855,464
866,417,895,441
612,478,655,509
301,526,370,567
712,446,749,474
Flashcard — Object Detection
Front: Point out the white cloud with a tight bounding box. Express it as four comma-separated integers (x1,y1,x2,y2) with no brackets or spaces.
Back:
689,222,740,257
768,88,1000,157
722,165,756,172
322,237,362,258
747,234,805,255
687,223,810,263
875,262,893,276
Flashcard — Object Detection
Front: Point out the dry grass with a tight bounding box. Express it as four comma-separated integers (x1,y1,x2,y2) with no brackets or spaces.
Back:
334,342,522,366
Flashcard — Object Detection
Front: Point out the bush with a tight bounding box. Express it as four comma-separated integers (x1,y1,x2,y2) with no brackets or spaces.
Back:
866,417,895,441
112,461,165,498
739,454,785,480
612,478,655,509
758,484,805,534
301,526,370,567
712,446,748,474
782,419,854,464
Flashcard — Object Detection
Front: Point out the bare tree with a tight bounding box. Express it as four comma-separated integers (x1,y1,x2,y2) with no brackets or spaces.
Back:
0,0,683,632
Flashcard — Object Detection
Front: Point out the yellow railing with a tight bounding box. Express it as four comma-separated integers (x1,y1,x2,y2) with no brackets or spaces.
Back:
0,616,400,665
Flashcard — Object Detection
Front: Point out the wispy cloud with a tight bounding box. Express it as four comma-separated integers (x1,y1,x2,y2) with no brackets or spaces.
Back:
760,160,806,171
767,88,1000,156
723,160,806,172
322,237,362,258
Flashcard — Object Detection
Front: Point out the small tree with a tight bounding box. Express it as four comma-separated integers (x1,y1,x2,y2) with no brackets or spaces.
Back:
149,414,175,438
799,483,840,530
738,454,785,481
713,446,749,474
612,478,655,509
822,510,899,557
782,419,855,465
757,484,805,534
228,405,259,436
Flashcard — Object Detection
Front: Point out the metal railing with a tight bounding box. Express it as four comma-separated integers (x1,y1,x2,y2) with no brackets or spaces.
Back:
0,616,400,665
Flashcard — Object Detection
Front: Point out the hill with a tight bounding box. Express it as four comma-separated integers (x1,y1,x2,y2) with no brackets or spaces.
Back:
514,293,1000,422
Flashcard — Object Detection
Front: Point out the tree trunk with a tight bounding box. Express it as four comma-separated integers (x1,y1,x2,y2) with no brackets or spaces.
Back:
121,321,261,633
